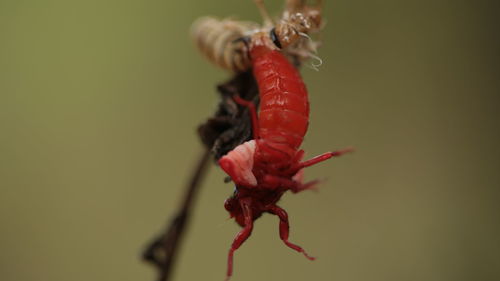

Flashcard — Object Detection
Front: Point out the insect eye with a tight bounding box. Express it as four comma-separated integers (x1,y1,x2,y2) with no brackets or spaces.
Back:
270,28,282,49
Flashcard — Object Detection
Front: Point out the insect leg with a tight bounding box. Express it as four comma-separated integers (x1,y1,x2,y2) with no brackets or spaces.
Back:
233,95,260,139
226,198,254,281
291,179,320,193
299,146,354,168
285,0,306,13
267,204,315,260
291,149,305,163
253,0,275,27
262,174,297,189
316,0,323,9
262,173,318,193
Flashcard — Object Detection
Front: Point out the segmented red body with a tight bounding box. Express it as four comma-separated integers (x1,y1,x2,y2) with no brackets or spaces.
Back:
252,43,309,172
218,33,351,281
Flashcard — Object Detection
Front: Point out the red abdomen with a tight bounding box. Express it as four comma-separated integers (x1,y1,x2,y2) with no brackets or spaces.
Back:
251,47,310,150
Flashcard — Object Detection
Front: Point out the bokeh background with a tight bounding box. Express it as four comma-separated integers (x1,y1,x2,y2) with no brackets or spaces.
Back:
1,1,499,281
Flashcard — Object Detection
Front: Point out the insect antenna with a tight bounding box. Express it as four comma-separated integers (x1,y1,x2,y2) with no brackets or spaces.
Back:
293,31,322,71
307,52,323,71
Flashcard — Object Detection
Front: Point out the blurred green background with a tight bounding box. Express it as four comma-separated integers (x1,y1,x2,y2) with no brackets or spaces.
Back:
1,1,499,281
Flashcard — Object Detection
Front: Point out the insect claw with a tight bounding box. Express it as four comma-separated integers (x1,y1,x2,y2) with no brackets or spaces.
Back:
331,146,355,156
291,179,321,193
299,147,354,168
301,251,317,261
307,180,322,192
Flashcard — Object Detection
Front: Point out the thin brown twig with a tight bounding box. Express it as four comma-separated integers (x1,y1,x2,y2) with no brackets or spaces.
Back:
142,71,258,281
142,149,211,281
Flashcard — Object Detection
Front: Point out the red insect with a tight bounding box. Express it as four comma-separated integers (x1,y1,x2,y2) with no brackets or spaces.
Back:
218,31,352,280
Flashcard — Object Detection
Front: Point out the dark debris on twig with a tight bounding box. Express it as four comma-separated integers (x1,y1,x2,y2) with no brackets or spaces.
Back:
198,70,259,160
142,70,258,281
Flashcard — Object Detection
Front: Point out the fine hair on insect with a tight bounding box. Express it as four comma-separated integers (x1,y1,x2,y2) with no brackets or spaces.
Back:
190,0,325,73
